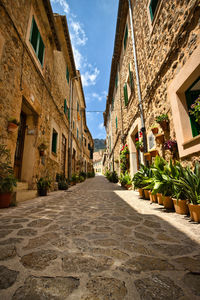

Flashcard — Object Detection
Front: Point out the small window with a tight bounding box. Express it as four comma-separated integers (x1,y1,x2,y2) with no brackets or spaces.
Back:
185,77,200,138
116,116,118,129
66,65,69,83
64,99,67,114
52,129,58,154
149,0,159,22
29,17,45,66
124,25,128,50
124,83,128,106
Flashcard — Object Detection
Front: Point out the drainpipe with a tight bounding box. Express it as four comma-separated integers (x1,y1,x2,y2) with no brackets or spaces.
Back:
128,0,148,153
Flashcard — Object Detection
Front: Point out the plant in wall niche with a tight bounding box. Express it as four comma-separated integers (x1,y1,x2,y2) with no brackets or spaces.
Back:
151,123,159,135
189,95,200,124
7,118,20,132
38,143,48,156
120,144,129,174
155,114,169,130
164,140,177,152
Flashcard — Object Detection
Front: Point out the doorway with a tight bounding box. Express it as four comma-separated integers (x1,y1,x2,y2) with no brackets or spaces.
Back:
14,112,27,179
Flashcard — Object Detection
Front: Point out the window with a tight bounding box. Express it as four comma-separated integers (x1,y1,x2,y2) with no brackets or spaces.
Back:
185,77,200,138
124,25,128,50
124,83,128,106
66,65,69,83
129,64,134,91
29,17,45,66
51,129,58,154
115,73,118,89
77,102,79,112
149,0,159,22
73,120,75,129
111,98,114,111
64,99,67,114
77,128,79,139
116,116,118,129
68,107,70,121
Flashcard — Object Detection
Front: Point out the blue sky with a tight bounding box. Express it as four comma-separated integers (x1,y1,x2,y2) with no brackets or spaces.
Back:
50,0,118,139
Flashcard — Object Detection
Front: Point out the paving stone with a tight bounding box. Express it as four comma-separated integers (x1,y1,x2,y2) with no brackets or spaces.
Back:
17,228,37,237
0,238,23,245
27,219,53,228
20,250,58,270
122,241,155,256
72,238,91,251
183,272,200,296
0,266,19,289
0,224,23,230
134,226,154,235
120,255,174,273
92,239,119,247
134,274,184,299
44,224,60,232
143,220,161,228
0,245,16,260
173,255,200,273
12,276,80,299
62,253,113,274
24,232,59,249
94,226,113,233
84,276,127,300
90,248,130,260
156,233,177,242
134,231,155,242
13,219,29,223
151,244,195,256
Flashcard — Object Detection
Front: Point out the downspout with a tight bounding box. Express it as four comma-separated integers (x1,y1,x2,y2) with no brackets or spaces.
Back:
128,0,147,153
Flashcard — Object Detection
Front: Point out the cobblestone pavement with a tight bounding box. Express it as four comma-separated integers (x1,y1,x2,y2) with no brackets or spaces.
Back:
0,175,200,300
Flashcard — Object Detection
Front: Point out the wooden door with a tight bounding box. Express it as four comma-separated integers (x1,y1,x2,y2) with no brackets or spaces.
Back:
14,112,26,179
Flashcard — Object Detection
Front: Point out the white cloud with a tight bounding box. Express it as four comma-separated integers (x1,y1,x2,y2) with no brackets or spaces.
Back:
70,20,88,46
81,67,100,87
51,0,70,14
98,122,104,130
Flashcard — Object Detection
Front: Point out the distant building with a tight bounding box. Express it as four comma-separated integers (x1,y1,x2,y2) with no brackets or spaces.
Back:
104,0,200,176
93,150,104,174
0,0,93,200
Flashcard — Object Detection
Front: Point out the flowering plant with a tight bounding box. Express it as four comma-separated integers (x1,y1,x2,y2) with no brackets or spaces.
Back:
120,144,129,154
189,95,200,123
135,138,143,150
164,140,177,152
120,144,129,174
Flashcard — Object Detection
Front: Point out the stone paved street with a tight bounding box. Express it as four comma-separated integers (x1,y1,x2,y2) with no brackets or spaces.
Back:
0,175,200,300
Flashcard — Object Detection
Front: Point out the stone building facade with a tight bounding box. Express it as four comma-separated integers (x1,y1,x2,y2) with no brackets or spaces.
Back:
104,0,200,177
0,0,93,195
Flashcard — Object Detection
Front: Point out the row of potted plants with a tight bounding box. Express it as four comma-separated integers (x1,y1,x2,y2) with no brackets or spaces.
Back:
132,156,200,223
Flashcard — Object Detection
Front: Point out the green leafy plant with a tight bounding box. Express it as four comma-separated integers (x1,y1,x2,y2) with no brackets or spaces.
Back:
120,144,129,174
71,173,77,182
58,180,68,190
0,145,17,193
107,171,118,183
135,139,143,150
36,177,51,190
119,171,132,187
79,171,87,180
189,95,200,123
155,114,169,124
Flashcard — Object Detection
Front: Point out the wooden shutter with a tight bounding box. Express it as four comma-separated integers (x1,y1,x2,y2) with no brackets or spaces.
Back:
124,83,128,106
115,73,118,89
38,34,45,66
30,17,38,52
68,107,70,120
129,64,134,91
124,25,128,50
52,130,58,154
149,0,159,21
66,66,69,83
64,99,67,114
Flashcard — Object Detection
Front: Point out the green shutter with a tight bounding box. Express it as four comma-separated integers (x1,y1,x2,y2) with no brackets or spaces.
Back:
73,120,75,129
77,128,79,139
29,17,45,66
185,90,200,137
111,98,114,111
66,66,69,83
116,116,118,129
30,17,38,51
77,102,79,112
38,34,45,66
129,64,134,90
124,83,128,106
64,99,67,114
68,107,70,120
124,25,128,50
149,0,159,21
52,130,58,154
149,3,154,21
115,73,118,89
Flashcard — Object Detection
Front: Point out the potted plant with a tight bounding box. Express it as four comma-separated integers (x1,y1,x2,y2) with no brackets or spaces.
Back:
155,133,165,144
149,149,158,157
71,173,77,185
0,145,17,208
144,152,151,161
36,176,51,196
189,95,200,125
135,138,144,152
7,118,20,132
119,171,132,189
164,140,178,154
151,124,159,135
155,114,169,131
38,143,48,156
174,162,200,222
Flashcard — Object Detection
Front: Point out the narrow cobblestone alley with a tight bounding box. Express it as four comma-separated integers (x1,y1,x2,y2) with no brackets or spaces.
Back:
0,175,200,300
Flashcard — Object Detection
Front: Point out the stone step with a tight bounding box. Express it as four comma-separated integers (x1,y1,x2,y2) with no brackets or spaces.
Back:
16,190,37,203
16,182,29,190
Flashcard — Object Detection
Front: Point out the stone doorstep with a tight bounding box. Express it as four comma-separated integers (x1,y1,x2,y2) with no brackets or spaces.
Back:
16,190,38,203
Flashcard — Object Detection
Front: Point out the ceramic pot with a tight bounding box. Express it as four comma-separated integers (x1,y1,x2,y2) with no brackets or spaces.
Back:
188,203,200,223
144,153,151,161
151,127,159,135
157,193,163,205
150,150,158,157
172,199,189,215
149,191,157,203
163,196,174,209
138,188,144,198
38,189,47,196
160,120,169,131
0,193,11,208
144,189,150,200
155,134,165,144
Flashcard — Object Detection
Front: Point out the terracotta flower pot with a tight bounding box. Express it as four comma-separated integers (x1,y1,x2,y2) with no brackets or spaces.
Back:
138,188,144,198
163,196,174,209
172,199,189,215
126,184,132,190
144,153,151,161
8,122,18,132
155,134,165,144
151,127,159,135
0,193,11,208
149,191,157,203
150,150,158,157
157,193,163,205
144,189,150,200
188,203,200,223
159,120,169,131
38,189,47,196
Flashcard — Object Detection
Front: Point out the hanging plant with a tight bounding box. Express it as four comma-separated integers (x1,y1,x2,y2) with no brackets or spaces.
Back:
120,144,129,174
164,140,177,152
135,138,144,152
156,114,169,130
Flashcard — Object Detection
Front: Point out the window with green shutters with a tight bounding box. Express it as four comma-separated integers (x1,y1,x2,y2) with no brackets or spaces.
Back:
51,129,58,154
66,65,69,83
149,0,159,22
115,73,118,89
124,83,128,106
185,78,200,138
29,17,45,66
68,107,70,121
116,116,118,129
64,99,67,114
129,64,134,91
124,25,128,50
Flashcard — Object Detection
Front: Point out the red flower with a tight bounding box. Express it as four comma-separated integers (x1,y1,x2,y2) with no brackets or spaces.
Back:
135,138,139,141
139,132,143,138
